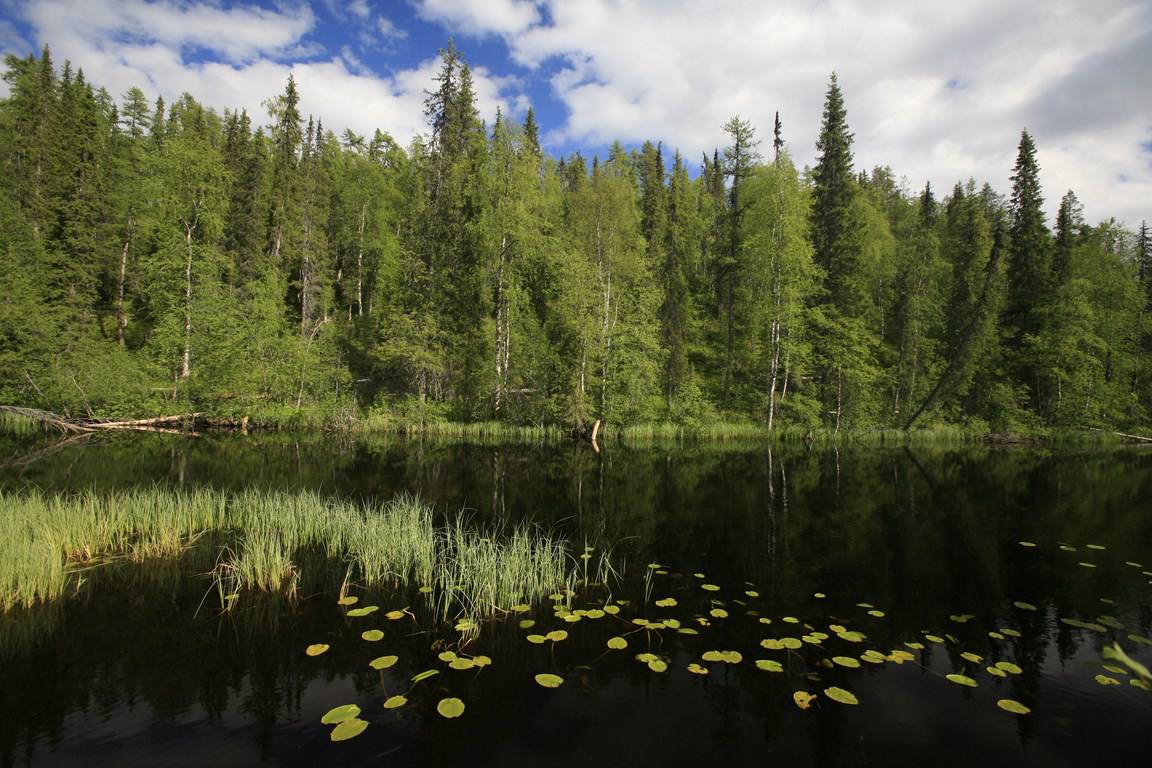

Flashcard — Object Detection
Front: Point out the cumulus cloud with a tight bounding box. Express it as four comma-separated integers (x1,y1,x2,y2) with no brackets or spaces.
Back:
5,0,518,145
426,0,1152,226
415,0,540,37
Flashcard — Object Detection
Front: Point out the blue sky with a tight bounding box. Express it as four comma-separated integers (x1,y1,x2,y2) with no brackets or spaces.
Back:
1,0,1149,226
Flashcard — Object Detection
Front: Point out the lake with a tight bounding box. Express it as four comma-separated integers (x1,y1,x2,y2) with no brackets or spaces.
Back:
1,433,1150,767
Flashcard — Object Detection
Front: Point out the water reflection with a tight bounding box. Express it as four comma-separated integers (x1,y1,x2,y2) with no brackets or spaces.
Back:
0,434,1150,767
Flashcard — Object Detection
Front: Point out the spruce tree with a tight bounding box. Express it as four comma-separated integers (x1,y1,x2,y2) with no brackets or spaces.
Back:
1053,189,1082,286
810,73,864,315
1004,129,1051,343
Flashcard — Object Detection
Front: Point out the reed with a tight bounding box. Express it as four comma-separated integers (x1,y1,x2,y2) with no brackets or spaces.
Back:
0,488,576,623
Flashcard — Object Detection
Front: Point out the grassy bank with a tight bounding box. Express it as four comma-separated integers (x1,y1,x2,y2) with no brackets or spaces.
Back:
0,488,580,619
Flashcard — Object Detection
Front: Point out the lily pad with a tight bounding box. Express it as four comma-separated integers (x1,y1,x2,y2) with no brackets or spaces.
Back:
383,695,407,709
793,691,817,709
996,699,1031,715
655,597,678,607
346,606,379,617
607,636,628,650
710,608,729,619
832,656,861,668
946,673,978,687
337,595,359,606
995,661,1023,675
330,718,368,741
474,655,492,667
648,659,668,673
437,697,466,718
861,650,887,664
526,634,547,644
1095,674,1121,686
306,643,330,657
867,610,885,618
961,652,983,663
825,686,859,705
987,666,1007,678
1018,541,1037,548
449,658,476,670
369,655,398,670
510,603,531,613
687,663,709,675
519,619,536,629
756,659,784,672
1085,544,1106,550
361,629,384,642
837,631,866,643
924,634,945,644
535,673,564,688
385,610,406,620
438,651,458,662
781,637,804,649
1013,601,1037,611
546,630,568,642
321,704,361,725
701,584,721,592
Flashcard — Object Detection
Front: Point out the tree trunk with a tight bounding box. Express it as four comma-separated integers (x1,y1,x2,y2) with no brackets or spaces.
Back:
180,224,193,379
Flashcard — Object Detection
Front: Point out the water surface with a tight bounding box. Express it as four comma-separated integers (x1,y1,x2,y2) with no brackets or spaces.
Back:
1,434,1150,767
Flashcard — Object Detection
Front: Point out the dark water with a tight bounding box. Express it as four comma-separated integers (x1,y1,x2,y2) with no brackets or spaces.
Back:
1,433,1151,767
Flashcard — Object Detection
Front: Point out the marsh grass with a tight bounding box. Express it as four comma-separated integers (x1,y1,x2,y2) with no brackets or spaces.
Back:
0,488,577,623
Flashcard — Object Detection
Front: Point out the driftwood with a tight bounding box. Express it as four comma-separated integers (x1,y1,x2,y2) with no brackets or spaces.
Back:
0,406,201,434
1083,427,1152,444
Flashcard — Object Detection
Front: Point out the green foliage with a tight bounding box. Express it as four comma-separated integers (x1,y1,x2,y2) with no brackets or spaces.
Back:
0,46,1147,434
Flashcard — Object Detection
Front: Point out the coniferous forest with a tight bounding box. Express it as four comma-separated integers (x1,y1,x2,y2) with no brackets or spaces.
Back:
2,43,1151,434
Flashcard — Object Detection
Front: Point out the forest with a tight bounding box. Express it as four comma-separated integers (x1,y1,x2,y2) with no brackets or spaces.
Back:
1,43,1150,434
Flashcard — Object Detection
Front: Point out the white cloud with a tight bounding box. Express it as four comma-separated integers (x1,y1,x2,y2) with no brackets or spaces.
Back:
428,0,1152,227
415,0,540,37
5,0,519,145
376,16,407,40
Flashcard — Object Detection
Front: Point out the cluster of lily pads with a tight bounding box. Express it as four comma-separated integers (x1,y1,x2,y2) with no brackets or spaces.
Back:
302,539,1151,743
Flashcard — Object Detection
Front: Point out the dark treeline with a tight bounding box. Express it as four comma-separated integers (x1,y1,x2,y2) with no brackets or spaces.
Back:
1,44,1150,432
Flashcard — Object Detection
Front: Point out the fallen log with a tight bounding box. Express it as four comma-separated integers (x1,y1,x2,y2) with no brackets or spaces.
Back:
0,405,201,434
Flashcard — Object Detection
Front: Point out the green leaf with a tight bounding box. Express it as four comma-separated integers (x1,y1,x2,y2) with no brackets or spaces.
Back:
535,673,564,688
369,655,398,670
437,697,466,718
361,629,384,642
946,673,978,687
412,669,440,683
756,659,783,672
383,695,407,709
330,718,368,741
338,595,359,606
607,636,628,650
996,699,1031,715
321,704,361,725
305,643,329,657
832,656,861,668
824,687,859,705
346,606,379,617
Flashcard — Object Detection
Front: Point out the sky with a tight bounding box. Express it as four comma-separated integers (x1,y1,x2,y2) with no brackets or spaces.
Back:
0,0,1149,227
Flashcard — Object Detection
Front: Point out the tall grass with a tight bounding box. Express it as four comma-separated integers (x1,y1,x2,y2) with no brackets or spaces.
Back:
0,488,575,622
